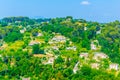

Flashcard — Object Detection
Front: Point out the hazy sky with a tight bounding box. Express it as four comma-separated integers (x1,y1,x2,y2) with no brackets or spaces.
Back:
0,0,120,22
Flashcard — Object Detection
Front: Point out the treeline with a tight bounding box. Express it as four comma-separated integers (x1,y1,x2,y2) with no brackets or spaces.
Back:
0,16,51,26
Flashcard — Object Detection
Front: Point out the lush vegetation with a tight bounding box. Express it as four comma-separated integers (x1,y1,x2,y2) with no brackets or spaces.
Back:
0,16,120,80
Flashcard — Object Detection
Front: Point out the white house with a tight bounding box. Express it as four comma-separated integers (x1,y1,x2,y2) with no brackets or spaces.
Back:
109,63,119,70
20,28,26,34
93,52,108,61
29,40,40,46
21,77,30,80
0,54,2,58
91,42,97,50
66,46,76,51
96,30,101,34
91,63,99,69
47,57,55,64
52,46,59,50
20,30,25,34
91,40,99,50
84,27,87,31
37,33,43,37
52,35,66,42
79,53,89,59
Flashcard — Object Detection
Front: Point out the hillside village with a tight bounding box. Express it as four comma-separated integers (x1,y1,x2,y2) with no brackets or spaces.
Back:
0,17,120,80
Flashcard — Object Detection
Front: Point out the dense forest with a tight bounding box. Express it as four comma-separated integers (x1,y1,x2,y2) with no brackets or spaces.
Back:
0,16,120,80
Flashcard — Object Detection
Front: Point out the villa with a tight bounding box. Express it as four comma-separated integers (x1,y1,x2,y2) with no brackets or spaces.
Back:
21,77,30,80
91,42,97,50
91,40,99,50
91,63,99,69
109,63,119,70
20,28,26,34
79,53,89,59
84,27,87,31
47,57,55,64
29,40,40,46
51,46,59,50
96,30,101,34
52,35,66,42
37,33,43,37
93,52,108,61
66,46,76,51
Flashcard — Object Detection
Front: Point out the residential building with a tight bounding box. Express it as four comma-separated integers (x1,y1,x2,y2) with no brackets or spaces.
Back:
109,63,119,70
80,53,89,59
66,46,76,51
91,63,99,69
29,40,40,46
93,52,108,61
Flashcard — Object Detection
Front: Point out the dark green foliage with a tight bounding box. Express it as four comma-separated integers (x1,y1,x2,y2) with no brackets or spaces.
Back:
55,56,64,64
97,22,120,63
32,44,44,54
4,32,23,42
2,17,29,23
